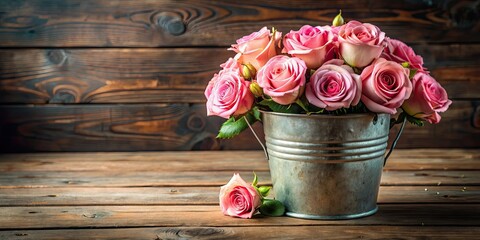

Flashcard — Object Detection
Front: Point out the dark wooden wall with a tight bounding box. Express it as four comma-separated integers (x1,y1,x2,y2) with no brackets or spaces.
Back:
0,0,479,152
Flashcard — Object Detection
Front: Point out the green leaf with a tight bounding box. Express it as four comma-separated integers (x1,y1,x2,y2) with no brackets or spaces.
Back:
409,68,418,79
252,172,258,187
258,186,271,197
216,113,256,139
295,99,309,112
406,114,424,127
252,107,261,121
259,199,285,217
259,99,301,114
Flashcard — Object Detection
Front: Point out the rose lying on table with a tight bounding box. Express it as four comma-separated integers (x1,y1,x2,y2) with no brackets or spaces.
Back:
205,12,452,139
219,173,285,218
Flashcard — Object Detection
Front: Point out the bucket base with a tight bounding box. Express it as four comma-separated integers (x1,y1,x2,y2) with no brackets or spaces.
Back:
285,206,378,220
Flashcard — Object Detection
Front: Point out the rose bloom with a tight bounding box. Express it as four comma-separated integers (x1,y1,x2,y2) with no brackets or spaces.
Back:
219,173,262,219
256,55,307,105
220,57,242,75
338,20,386,67
306,59,361,110
402,72,452,124
381,38,426,72
204,70,254,119
229,27,282,70
361,58,412,114
283,25,336,69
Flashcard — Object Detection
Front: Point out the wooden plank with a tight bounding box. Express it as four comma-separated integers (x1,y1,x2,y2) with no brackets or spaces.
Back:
0,204,478,229
0,170,477,188
0,45,478,104
0,149,478,172
0,0,477,47
0,186,477,206
0,101,478,152
1,226,479,240
0,104,224,152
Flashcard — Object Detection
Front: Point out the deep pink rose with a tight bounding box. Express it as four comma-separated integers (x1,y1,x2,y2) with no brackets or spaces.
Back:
205,70,254,119
219,173,261,219
229,27,282,70
381,38,426,72
338,20,386,67
256,55,307,105
282,25,336,69
402,72,452,124
306,59,361,110
361,58,412,114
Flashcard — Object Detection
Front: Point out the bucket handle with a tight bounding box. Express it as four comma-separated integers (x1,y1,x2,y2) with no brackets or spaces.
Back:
384,117,406,166
245,116,269,160
245,115,407,164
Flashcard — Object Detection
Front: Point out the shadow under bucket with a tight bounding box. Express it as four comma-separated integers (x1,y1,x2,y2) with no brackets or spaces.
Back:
261,111,391,220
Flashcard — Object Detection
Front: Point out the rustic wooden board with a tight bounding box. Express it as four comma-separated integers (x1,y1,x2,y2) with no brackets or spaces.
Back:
1,226,479,240
0,149,479,172
0,170,477,188
0,204,478,229
0,0,478,47
0,101,478,152
0,186,477,206
0,45,478,104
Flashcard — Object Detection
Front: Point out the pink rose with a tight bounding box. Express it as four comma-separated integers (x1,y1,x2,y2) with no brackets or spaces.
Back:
361,58,412,114
282,25,336,69
220,57,242,75
219,173,261,219
338,20,386,67
205,70,254,119
229,27,282,70
381,38,426,72
256,55,307,105
306,59,361,110
402,72,452,124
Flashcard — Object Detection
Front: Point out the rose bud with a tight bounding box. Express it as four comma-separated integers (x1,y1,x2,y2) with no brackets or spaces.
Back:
332,10,345,27
249,81,263,97
242,63,257,80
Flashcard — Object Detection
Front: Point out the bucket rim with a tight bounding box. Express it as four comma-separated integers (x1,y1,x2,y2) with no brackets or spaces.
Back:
260,110,389,119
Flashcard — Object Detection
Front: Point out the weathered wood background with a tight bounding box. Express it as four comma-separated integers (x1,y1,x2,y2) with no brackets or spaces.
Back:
0,0,479,152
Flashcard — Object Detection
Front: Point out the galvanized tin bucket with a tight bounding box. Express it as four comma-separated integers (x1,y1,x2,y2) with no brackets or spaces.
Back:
261,111,391,220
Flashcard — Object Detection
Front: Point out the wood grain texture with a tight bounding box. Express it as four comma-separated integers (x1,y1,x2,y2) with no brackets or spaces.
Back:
0,101,478,152
0,204,478,229
0,170,477,188
0,0,478,47
0,186,477,206
0,45,478,104
1,226,479,240
1,149,479,172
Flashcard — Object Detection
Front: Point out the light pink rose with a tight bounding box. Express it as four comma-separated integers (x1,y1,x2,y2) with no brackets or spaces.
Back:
205,70,254,119
219,173,261,219
381,38,426,72
220,57,242,75
402,72,452,124
282,25,336,69
361,58,412,114
256,55,307,105
306,59,361,110
229,27,282,70
338,20,386,67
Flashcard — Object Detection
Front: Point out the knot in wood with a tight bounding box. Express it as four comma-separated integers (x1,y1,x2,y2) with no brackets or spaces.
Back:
449,1,479,29
187,113,205,132
46,49,67,66
156,12,186,36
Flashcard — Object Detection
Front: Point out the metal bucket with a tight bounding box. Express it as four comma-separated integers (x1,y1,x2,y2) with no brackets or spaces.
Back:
261,111,390,220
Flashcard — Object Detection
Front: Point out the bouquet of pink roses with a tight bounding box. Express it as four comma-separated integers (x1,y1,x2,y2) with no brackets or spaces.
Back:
205,12,452,139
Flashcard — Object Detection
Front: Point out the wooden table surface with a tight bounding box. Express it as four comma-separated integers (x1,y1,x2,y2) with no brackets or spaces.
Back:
0,149,479,239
